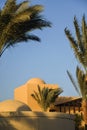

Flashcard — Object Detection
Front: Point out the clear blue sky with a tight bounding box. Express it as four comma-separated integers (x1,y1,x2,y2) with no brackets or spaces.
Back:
0,0,87,101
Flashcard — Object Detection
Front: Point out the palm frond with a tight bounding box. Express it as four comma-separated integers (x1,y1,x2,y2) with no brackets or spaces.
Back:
67,70,81,96
37,85,43,101
65,16,87,70
31,86,62,111
74,16,85,55
47,88,63,104
11,34,41,43
64,27,77,48
42,87,49,101
1,0,16,15
16,1,29,14
76,66,86,98
82,15,87,47
81,15,87,68
14,5,44,23
0,0,51,56
64,28,80,59
74,16,82,47
31,90,40,104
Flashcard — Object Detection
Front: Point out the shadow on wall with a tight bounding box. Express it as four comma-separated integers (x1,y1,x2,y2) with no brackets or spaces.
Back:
0,112,39,130
17,104,31,111
0,111,75,130
0,115,17,130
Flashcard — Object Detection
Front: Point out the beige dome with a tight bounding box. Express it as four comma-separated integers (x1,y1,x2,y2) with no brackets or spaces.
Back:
0,100,31,112
27,78,46,84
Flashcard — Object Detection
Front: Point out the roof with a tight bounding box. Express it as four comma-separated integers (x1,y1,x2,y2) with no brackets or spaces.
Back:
54,96,82,107
0,100,31,112
27,78,46,84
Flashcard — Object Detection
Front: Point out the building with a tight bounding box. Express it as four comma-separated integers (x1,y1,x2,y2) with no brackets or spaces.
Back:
51,96,82,114
0,100,31,112
14,77,82,114
14,78,59,111
0,77,78,130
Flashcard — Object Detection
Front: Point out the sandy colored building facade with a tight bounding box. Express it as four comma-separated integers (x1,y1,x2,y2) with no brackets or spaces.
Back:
0,111,75,130
14,78,59,111
14,77,82,114
0,100,75,130
0,78,76,130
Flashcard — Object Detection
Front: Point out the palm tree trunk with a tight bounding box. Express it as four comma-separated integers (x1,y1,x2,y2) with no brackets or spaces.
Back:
82,99,87,130
85,125,87,130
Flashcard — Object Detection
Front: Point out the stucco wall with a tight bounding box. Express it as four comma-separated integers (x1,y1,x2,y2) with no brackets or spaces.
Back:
14,85,28,105
0,111,75,130
14,80,59,111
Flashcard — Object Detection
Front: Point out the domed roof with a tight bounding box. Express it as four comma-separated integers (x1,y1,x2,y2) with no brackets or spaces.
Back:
0,100,31,112
27,78,46,84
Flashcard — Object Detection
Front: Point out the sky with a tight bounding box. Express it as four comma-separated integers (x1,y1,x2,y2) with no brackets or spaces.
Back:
0,0,87,101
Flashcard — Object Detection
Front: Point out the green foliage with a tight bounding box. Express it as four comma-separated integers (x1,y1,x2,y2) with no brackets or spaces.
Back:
67,68,87,100
65,15,87,100
65,15,87,71
76,67,87,99
75,113,83,130
0,0,51,56
67,70,81,96
65,15,87,126
31,85,63,111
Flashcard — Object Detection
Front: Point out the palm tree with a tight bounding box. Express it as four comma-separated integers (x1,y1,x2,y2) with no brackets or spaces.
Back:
31,85,63,111
0,0,51,57
65,15,87,71
67,68,87,122
65,15,87,129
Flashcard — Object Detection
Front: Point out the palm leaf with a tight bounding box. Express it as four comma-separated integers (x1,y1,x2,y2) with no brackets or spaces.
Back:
0,0,51,56
47,88,63,104
16,1,29,14
31,90,40,104
76,66,87,99
74,16,85,55
74,16,82,47
1,0,16,15
31,86,63,111
82,15,87,68
65,15,87,70
67,70,81,96
37,85,43,101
